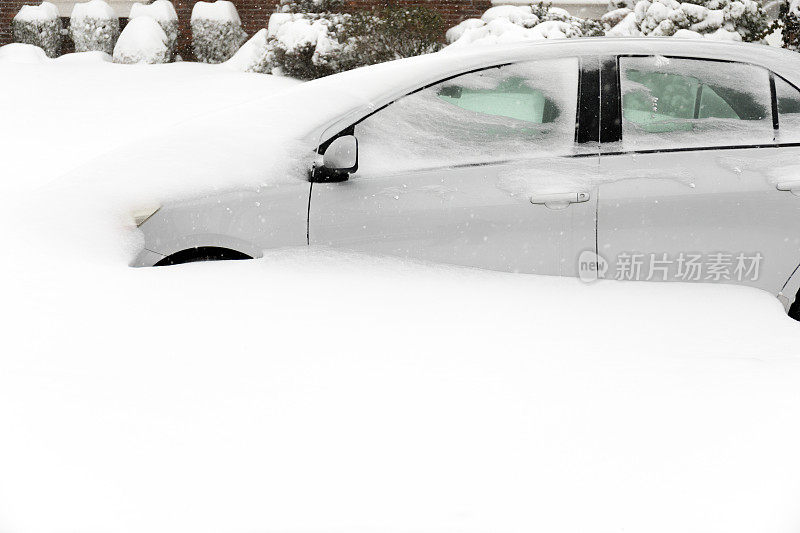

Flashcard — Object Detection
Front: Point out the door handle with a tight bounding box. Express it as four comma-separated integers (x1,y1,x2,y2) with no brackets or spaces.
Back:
530,191,590,210
777,181,800,196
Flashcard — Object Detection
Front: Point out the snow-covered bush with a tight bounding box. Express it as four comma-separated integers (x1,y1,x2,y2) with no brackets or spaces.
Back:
129,0,178,59
769,0,800,50
277,0,343,13
191,0,248,63
113,16,169,63
603,0,769,41
266,11,351,78
253,0,443,79
12,1,62,58
446,4,602,47
224,27,274,72
70,0,119,54
342,5,445,65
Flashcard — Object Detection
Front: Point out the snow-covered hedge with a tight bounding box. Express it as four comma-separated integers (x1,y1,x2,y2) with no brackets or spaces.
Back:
266,11,351,78
225,0,444,79
12,1,62,58
446,4,602,47
342,5,444,65
191,0,248,63
70,0,120,54
603,0,769,41
113,16,169,63
129,0,178,59
225,28,274,72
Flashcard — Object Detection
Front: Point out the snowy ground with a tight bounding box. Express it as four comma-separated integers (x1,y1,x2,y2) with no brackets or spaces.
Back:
3,46,800,533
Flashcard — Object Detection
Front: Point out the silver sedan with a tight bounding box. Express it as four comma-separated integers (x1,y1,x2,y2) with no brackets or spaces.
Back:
133,37,800,320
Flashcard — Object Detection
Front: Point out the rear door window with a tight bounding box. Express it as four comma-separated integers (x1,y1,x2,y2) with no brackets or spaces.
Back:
619,56,773,149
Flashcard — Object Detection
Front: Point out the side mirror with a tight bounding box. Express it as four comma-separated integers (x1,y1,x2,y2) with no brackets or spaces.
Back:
322,135,358,176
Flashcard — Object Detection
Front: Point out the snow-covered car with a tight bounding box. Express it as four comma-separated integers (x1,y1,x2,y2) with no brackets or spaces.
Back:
133,37,800,319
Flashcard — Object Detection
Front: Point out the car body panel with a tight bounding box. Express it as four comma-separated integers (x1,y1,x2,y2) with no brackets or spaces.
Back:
132,183,310,266
597,148,800,292
310,159,598,276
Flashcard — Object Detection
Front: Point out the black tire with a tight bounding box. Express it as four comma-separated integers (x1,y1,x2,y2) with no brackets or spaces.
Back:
154,247,252,267
789,291,800,322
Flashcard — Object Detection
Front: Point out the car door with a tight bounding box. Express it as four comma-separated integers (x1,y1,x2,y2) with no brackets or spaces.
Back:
596,54,800,295
309,57,601,277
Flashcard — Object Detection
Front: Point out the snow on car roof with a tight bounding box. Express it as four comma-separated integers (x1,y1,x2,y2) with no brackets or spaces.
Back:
288,38,800,146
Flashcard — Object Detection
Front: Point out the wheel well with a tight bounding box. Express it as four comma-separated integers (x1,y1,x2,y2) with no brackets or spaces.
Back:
789,290,800,321
154,247,253,267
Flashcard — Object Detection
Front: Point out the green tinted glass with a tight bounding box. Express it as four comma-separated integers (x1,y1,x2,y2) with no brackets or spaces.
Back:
436,77,558,124
622,69,746,132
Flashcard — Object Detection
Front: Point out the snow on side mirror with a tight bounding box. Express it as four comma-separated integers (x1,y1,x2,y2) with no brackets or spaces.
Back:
322,135,358,176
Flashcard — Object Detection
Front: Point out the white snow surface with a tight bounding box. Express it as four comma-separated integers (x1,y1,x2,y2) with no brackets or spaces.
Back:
13,1,58,22
128,0,177,23
70,0,116,22
224,27,270,71
113,16,169,63
191,0,241,23
3,43,800,533
0,42,50,62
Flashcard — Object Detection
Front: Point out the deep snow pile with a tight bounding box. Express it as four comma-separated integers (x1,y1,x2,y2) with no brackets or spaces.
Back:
129,0,179,59
191,0,248,63
3,45,800,533
11,1,62,57
0,43,300,189
446,4,603,47
113,16,170,64
603,0,769,40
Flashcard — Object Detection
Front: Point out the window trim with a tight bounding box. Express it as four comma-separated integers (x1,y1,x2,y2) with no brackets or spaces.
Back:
576,56,600,144
601,54,800,152
769,71,779,132
600,56,621,144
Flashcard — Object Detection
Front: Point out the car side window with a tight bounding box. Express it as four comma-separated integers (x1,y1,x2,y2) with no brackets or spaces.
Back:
619,56,773,149
775,75,800,142
352,58,579,176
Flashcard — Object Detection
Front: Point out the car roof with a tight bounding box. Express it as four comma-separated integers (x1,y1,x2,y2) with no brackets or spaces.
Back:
290,38,800,145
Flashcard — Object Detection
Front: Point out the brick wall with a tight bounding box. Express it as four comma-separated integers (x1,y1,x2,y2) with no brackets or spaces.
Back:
0,0,26,44
1,0,490,57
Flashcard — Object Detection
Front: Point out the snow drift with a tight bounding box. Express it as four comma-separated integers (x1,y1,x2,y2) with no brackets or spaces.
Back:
2,39,800,533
